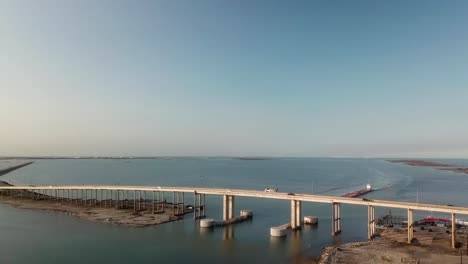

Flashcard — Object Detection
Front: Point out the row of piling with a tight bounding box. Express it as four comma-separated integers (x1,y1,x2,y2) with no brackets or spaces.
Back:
0,189,206,217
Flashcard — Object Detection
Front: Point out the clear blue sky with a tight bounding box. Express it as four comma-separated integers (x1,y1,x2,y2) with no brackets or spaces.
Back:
1,0,468,158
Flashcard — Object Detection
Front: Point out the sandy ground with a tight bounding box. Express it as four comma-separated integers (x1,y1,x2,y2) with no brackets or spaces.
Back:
316,226,468,264
318,240,465,264
0,195,184,227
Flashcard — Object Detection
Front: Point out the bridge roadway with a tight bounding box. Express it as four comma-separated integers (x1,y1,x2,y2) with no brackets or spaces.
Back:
0,185,465,247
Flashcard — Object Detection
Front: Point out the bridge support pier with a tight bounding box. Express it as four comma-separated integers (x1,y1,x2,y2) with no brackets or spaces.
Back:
193,192,206,220
407,208,414,243
223,195,234,221
451,212,456,248
368,205,375,240
116,190,120,209
290,200,301,230
332,203,341,235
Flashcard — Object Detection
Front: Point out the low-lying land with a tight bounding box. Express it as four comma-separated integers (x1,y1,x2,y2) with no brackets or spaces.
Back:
389,159,468,175
318,240,463,264
0,184,189,227
318,226,468,264
0,196,182,227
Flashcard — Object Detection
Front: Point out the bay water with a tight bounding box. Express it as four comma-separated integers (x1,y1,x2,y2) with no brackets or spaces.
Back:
1,158,467,263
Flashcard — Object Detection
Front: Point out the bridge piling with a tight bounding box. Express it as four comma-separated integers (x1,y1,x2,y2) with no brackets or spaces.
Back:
291,200,297,230
116,190,119,209
193,192,197,220
407,208,414,243
331,203,341,235
223,195,228,221
228,195,234,219
197,193,201,218
296,200,302,229
152,191,155,214
223,195,234,221
202,194,206,217
133,191,136,212
368,205,375,239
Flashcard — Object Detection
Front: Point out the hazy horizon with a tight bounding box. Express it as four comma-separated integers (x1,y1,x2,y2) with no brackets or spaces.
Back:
2,1,468,158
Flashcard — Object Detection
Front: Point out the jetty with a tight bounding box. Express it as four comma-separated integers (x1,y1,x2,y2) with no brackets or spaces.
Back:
0,162,34,177
1,184,468,248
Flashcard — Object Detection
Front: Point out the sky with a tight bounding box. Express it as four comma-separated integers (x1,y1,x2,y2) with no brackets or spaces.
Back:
1,0,468,158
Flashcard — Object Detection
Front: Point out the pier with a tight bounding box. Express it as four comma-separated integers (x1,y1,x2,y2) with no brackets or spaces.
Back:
0,162,34,177
1,185,468,248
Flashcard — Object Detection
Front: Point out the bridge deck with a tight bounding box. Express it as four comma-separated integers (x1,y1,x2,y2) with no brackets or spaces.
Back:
1,185,466,215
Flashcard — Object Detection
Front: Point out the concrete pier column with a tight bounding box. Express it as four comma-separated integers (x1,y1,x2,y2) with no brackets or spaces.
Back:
332,203,341,235
368,205,375,240
223,195,228,221
138,191,141,211
291,200,297,230
116,190,120,209
198,193,202,218
407,208,414,243
452,212,456,248
222,195,234,220
198,194,201,211
295,200,302,229
125,191,129,208
173,192,176,215
193,192,197,220
202,194,206,217
181,192,184,214
152,191,155,214
228,195,234,219
331,203,335,235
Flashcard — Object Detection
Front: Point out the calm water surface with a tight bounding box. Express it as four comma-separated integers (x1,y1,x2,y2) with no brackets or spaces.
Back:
0,158,467,263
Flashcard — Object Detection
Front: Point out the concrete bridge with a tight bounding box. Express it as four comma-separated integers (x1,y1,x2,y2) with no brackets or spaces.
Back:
0,185,466,248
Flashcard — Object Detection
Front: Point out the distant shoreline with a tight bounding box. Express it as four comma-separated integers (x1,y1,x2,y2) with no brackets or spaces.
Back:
388,159,468,175
0,156,275,160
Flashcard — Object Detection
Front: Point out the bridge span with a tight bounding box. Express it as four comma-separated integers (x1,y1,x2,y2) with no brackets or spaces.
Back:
0,185,466,248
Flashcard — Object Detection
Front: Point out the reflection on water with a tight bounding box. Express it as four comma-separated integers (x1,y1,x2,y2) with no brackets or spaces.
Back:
223,225,235,240
270,235,288,247
199,225,215,236
303,223,319,232
290,230,303,256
